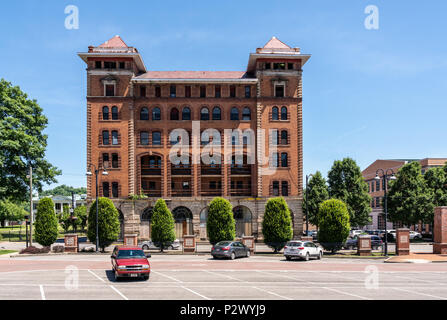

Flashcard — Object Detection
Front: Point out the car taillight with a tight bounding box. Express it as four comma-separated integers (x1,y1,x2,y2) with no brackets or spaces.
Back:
284,246,288,249
222,246,230,251
298,247,304,250
212,246,214,251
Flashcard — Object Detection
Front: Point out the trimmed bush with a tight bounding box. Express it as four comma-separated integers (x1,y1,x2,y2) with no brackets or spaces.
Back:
317,199,351,253
52,245,65,253
19,246,50,254
207,197,235,245
262,197,293,252
35,198,59,247
87,197,120,252
151,199,176,252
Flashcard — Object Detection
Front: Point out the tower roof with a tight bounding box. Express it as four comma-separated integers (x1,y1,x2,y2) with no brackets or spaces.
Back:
98,35,128,48
262,36,291,49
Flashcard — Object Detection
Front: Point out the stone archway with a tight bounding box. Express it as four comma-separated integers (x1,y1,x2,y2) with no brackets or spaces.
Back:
140,207,153,240
233,206,253,238
199,207,209,240
117,209,124,241
172,206,194,239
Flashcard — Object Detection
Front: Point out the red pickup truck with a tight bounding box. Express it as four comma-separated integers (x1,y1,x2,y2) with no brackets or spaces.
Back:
111,246,151,281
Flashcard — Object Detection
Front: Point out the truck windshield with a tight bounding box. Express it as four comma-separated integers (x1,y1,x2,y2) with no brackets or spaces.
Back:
117,250,145,259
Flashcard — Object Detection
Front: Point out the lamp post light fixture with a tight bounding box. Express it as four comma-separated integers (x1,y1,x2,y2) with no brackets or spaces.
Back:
304,174,315,236
86,163,108,252
374,168,396,256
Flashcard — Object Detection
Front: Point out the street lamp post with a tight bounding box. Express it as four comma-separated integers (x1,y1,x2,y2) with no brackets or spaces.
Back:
374,168,396,256
305,174,314,236
86,163,108,252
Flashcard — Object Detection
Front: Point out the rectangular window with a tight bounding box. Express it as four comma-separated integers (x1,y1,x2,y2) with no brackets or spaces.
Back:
149,181,156,190
200,86,206,98
273,62,286,70
272,181,280,196
140,86,146,97
245,86,251,98
112,131,119,145
105,84,115,97
155,86,161,98
112,153,119,168
119,62,125,69
103,182,110,197
371,182,375,192
230,85,236,98
112,182,119,198
275,85,284,98
288,63,294,70
185,85,191,98
215,85,221,98
265,62,271,70
376,179,380,191
55,203,61,211
170,85,176,98
104,61,116,69
281,181,289,196
102,153,109,168
95,61,102,69
102,131,109,145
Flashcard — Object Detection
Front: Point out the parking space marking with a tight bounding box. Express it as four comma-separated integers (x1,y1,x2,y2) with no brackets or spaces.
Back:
252,286,292,300
88,269,105,283
151,271,183,283
322,287,371,300
204,270,247,282
110,285,129,300
256,270,315,285
392,287,447,300
39,285,45,300
181,286,211,300
388,274,439,284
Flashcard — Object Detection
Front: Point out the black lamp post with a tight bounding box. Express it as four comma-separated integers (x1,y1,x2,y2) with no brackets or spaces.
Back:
304,174,314,236
86,163,108,252
374,168,396,256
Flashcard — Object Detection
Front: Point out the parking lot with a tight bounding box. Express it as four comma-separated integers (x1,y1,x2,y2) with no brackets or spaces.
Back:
1,254,447,300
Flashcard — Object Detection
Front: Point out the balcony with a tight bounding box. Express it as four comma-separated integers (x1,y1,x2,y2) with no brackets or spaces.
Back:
141,189,162,197
201,165,222,176
230,187,252,197
171,164,192,176
231,165,251,175
141,165,161,176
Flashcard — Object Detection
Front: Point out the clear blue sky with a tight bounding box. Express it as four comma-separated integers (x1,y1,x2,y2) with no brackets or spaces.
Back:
0,0,446,190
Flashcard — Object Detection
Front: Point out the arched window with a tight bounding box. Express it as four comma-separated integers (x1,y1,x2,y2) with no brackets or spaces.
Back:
230,107,239,120
140,107,149,120
272,107,279,120
140,131,149,145
182,107,191,120
152,107,161,121
281,152,288,167
201,107,209,121
152,131,161,145
102,106,109,120
102,131,109,145
111,130,119,145
281,130,288,145
141,207,153,221
242,107,251,120
281,106,288,120
170,108,179,120
111,106,118,120
212,107,221,120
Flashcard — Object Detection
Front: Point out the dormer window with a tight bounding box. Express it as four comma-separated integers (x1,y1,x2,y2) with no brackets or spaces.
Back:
288,63,294,70
95,61,102,69
265,63,271,70
273,62,286,70
170,85,176,98
104,61,116,69
119,62,125,69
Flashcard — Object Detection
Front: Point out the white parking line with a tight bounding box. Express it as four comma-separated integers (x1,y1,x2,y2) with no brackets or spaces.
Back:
392,287,447,300
257,270,315,285
252,286,292,300
204,270,246,282
88,269,105,283
151,271,183,283
322,287,371,300
110,285,128,300
39,285,45,300
181,286,211,300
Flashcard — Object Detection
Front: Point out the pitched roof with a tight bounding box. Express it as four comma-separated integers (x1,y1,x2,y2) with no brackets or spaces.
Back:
98,35,128,48
262,36,291,49
135,71,248,80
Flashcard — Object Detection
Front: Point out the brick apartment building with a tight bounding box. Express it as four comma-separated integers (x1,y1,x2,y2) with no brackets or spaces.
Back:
78,36,311,241
362,158,447,232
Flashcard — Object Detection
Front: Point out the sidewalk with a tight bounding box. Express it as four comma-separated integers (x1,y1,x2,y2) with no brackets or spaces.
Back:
385,253,447,263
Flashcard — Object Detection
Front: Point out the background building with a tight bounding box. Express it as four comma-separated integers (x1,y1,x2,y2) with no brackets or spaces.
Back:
362,158,447,232
78,36,311,241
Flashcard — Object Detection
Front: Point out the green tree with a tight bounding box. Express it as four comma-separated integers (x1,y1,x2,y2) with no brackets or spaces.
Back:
318,199,351,253
207,197,235,245
35,198,59,247
424,167,447,207
40,185,87,197
151,199,176,252
0,200,27,227
262,197,293,253
0,79,61,202
59,204,71,233
74,205,88,231
303,171,329,230
327,158,371,227
388,162,434,226
87,197,120,252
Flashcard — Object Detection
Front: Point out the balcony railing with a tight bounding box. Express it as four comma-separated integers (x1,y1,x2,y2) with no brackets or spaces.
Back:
171,165,192,176
231,165,251,175
201,189,222,197
141,189,162,197
230,188,252,197
201,165,222,175
171,190,193,197
141,165,162,176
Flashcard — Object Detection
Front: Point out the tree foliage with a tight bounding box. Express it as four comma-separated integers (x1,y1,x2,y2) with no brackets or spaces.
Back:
424,166,447,207
151,199,176,252
87,197,120,251
35,197,59,247
40,185,87,197
74,205,88,230
0,200,27,227
388,162,434,226
327,158,371,227
207,197,235,245
317,199,351,253
0,79,61,201
303,171,329,230
59,204,71,233
262,197,293,252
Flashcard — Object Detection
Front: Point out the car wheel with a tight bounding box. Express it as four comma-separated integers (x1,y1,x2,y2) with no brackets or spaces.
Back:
212,255,217,259
286,256,292,261
230,252,236,260
143,274,150,281
304,252,310,261
317,251,322,260
246,250,250,258
142,245,149,250
114,271,120,282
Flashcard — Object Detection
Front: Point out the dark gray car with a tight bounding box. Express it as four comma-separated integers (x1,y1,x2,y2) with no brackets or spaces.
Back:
211,241,250,260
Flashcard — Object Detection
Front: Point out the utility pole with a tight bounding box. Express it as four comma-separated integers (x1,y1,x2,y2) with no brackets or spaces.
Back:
28,166,33,246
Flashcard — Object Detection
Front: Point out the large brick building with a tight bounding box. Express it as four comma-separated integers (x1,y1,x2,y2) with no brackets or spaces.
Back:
78,35,311,241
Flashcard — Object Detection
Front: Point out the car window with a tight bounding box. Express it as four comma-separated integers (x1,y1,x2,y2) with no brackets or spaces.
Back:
117,249,145,259
216,241,232,246
286,242,302,247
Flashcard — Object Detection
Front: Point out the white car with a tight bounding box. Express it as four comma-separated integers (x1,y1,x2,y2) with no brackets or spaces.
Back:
350,230,364,238
284,241,323,261
410,231,422,240
140,239,180,250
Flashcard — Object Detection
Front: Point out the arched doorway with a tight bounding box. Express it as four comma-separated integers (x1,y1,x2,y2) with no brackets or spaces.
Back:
233,206,252,237
140,207,153,240
172,206,193,239
118,210,124,241
199,207,209,240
